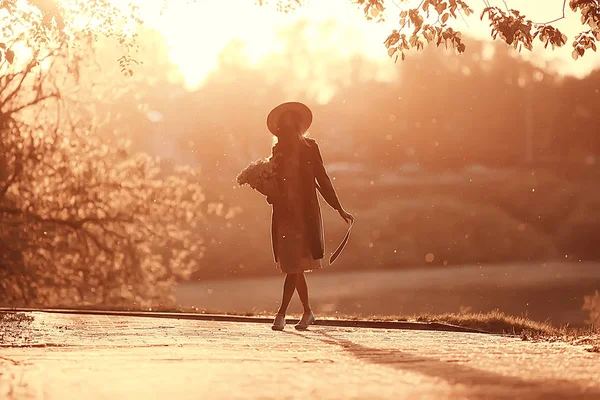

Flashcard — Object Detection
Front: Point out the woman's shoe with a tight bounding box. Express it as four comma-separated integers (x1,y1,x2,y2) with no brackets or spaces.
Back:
272,313,286,331
295,311,315,330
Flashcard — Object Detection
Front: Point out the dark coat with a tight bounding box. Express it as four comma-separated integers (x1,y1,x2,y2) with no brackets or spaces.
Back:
266,138,342,263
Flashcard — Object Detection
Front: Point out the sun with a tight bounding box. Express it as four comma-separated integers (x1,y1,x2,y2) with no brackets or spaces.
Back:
109,0,289,89
102,0,395,92
150,1,284,89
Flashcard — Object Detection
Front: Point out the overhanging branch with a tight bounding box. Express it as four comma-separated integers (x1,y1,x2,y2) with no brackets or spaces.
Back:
530,0,568,25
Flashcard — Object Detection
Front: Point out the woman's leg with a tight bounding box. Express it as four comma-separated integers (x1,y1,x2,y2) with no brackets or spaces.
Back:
295,273,312,314
277,273,299,315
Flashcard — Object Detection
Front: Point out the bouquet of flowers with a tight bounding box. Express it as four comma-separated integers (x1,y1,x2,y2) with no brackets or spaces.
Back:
236,155,281,200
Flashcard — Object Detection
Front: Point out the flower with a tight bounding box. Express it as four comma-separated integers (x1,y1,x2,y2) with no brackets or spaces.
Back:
236,157,279,199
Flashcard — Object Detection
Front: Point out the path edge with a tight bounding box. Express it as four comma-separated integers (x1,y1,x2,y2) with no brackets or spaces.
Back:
0,307,491,334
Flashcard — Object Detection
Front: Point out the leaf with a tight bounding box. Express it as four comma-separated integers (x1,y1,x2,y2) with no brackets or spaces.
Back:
0,43,5,50
578,47,585,56
388,47,396,56
6,49,14,64
572,50,579,60
370,7,379,17
442,13,449,23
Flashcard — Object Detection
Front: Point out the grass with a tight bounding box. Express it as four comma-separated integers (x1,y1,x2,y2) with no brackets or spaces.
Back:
411,311,600,352
410,311,556,335
0,312,34,345
0,312,34,326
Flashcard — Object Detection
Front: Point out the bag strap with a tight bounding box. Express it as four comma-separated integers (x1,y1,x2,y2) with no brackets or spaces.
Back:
329,218,354,265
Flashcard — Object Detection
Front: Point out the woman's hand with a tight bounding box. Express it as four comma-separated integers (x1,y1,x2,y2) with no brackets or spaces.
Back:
338,209,354,224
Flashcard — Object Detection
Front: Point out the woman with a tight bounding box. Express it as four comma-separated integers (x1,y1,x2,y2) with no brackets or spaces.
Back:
264,102,354,331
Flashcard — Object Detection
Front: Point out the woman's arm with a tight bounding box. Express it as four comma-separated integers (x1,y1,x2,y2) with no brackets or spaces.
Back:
312,142,343,211
312,142,354,223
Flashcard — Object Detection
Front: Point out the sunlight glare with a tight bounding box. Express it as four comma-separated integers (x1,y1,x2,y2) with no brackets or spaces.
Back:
103,0,599,95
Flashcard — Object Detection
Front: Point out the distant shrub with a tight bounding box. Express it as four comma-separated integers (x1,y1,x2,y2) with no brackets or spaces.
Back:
584,291,600,328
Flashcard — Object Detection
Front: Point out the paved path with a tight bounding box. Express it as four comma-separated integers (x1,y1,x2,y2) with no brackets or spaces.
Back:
1,312,599,399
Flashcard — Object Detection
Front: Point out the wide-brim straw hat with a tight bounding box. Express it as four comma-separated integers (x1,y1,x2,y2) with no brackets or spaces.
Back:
266,102,313,136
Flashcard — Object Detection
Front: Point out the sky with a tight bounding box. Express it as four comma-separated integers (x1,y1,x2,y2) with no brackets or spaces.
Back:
128,0,600,91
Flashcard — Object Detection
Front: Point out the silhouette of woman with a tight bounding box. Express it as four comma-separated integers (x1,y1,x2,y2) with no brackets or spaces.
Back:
265,102,354,331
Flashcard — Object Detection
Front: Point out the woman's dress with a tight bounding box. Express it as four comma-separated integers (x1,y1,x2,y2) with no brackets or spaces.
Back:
275,143,322,274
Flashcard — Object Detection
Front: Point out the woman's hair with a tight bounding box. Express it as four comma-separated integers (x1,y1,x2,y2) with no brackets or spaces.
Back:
271,131,310,148
271,111,309,151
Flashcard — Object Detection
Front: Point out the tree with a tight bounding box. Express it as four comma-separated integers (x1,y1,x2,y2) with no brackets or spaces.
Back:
269,0,600,61
0,33,210,308
1,0,599,68
370,0,600,61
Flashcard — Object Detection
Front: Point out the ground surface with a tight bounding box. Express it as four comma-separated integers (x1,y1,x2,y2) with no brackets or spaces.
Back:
177,262,600,325
1,312,599,399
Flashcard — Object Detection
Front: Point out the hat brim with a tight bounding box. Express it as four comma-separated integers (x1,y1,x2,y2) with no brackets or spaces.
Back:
266,102,313,136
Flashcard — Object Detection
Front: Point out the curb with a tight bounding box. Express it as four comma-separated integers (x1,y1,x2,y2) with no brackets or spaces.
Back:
0,307,491,334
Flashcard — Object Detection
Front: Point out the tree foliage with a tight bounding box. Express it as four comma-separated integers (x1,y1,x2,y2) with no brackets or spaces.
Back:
0,34,209,307
2,0,598,66
356,0,600,61
0,0,143,72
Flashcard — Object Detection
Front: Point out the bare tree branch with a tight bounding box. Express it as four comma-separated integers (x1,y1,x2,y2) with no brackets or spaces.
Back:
530,0,568,25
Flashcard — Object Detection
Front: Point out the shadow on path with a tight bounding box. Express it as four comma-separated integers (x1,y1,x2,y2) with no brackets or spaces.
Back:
287,330,599,399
